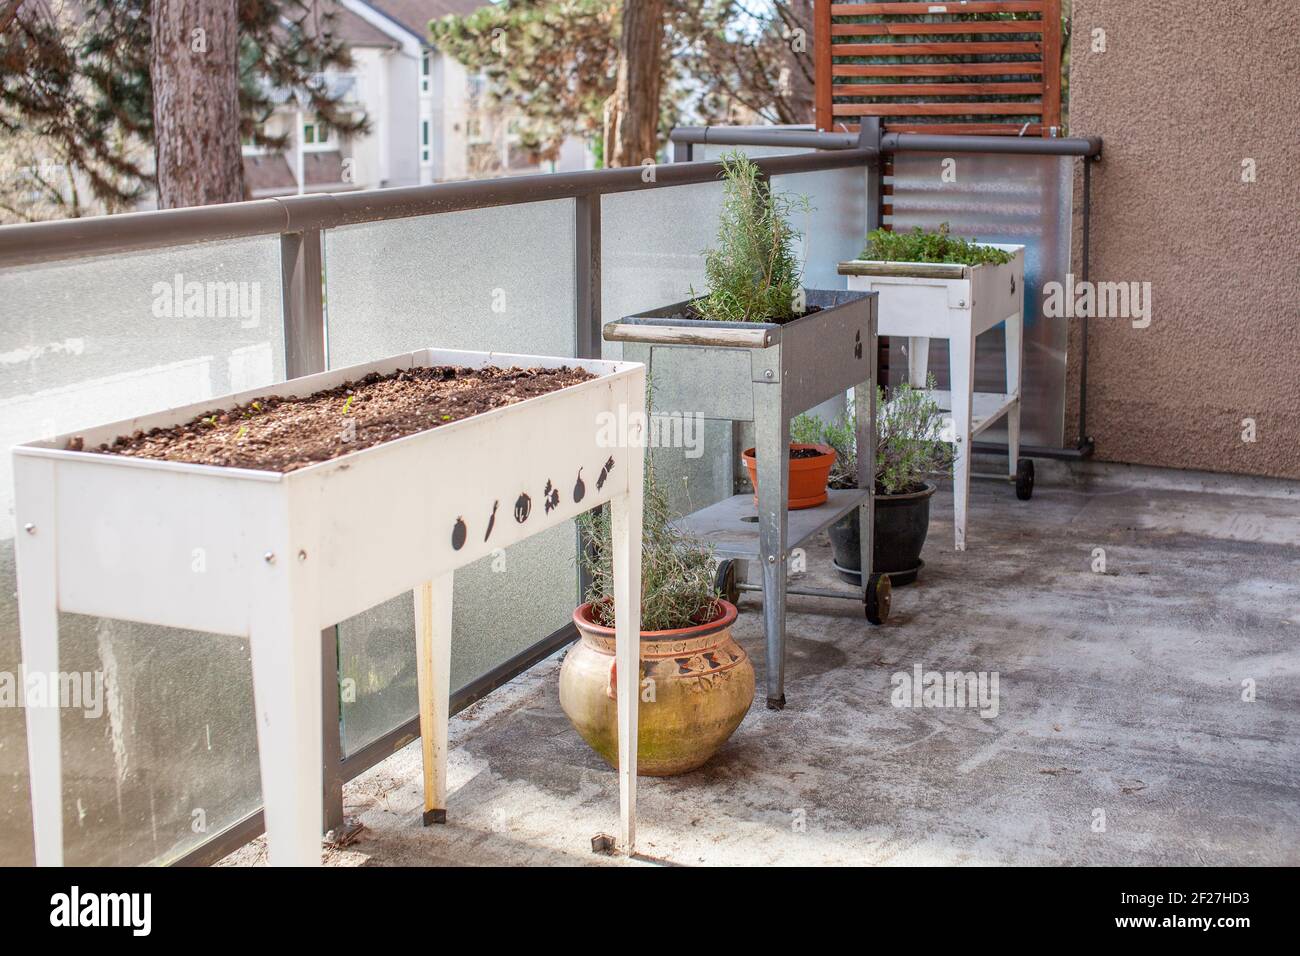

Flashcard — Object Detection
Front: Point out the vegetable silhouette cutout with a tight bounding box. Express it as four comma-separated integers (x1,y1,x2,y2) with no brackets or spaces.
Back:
572,468,586,503
484,500,499,541
451,517,467,550
544,479,561,513
596,456,615,491
514,492,531,523
854,330,863,360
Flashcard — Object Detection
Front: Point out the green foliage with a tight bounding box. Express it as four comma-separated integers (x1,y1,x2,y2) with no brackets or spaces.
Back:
430,0,619,162
695,151,808,324
791,378,954,495
0,1,369,219
579,460,720,632
429,2,817,162
861,224,1012,267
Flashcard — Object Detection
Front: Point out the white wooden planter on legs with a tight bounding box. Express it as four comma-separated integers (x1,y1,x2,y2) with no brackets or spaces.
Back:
839,246,1027,551
13,348,646,866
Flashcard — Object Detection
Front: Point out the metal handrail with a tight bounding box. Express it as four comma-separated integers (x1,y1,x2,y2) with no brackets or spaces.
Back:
669,124,1102,159
0,148,871,268
670,125,861,151
882,131,1102,158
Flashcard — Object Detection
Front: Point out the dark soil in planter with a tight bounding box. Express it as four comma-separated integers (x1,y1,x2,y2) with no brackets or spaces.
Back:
83,365,594,473
747,446,829,461
667,304,824,326
787,447,823,460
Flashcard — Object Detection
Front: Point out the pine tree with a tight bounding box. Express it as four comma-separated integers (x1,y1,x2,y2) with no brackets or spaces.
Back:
0,0,369,217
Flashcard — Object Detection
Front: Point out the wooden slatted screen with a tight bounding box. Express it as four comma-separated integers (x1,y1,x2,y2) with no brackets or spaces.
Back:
815,0,1062,136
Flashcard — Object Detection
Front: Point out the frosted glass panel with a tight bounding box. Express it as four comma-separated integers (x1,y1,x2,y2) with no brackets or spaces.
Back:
696,141,869,290
0,238,285,538
771,167,869,291
601,181,726,344
324,199,576,366
337,524,577,755
324,201,580,755
0,237,285,865
889,152,1073,447
602,182,734,514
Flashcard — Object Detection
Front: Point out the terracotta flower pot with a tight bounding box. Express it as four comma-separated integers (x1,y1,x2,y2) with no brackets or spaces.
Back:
741,443,836,510
560,600,753,776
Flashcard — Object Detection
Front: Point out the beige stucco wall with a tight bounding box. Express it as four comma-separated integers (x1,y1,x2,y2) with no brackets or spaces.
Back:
1065,0,1300,479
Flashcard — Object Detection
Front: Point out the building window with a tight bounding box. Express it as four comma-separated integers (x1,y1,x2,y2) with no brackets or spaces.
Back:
420,52,431,94
421,119,431,164
303,120,334,150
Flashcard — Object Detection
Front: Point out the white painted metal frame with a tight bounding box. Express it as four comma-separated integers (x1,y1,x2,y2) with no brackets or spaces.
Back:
840,246,1025,550
13,348,646,866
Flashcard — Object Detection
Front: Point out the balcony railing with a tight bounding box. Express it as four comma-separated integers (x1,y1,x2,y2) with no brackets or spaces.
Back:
0,124,1098,866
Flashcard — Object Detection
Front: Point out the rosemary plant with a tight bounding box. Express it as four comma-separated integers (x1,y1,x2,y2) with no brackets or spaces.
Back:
695,151,809,324
578,459,720,631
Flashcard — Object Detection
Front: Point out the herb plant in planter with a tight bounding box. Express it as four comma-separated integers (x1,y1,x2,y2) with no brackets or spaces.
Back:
562,462,753,776
604,149,889,710
700,155,840,505
838,223,1030,552
793,378,954,587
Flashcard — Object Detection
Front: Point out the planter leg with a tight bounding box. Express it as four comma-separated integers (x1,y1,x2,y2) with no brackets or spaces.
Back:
15,457,63,866
1005,308,1023,480
248,549,324,866
950,331,975,552
754,393,790,709
611,464,643,853
854,374,877,613
415,575,453,826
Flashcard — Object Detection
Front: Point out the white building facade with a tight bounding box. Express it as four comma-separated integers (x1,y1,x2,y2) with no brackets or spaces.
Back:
243,0,589,199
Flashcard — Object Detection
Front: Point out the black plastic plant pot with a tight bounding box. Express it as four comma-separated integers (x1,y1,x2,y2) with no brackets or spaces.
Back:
828,481,936,587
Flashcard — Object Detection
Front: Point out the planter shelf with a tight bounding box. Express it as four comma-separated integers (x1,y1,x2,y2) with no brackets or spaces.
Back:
838,245,1031,551
604,288,888,712
14,348,647,866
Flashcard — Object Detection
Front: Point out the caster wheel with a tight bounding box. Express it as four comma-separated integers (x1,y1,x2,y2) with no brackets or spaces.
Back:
865,572,892,625
714,558,740,606
1015,458,1035,500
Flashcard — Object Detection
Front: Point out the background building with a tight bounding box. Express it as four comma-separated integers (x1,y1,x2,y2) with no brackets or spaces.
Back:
243,0,592,199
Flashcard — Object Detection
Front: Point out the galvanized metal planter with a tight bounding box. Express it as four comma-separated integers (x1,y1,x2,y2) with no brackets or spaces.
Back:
13,348,647,865
604,289,887,711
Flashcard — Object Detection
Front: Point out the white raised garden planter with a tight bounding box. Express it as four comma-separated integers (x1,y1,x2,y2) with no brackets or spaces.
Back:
14,348,646,866
839,245,1028,550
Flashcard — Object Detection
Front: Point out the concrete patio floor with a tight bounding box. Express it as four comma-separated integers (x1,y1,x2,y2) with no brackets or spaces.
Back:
224,458,1300,866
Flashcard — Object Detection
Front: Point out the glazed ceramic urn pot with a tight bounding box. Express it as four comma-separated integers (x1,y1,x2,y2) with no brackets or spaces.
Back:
560,600,753,776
